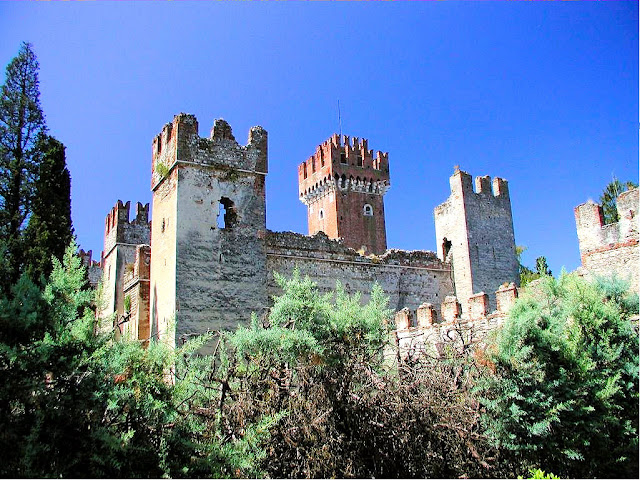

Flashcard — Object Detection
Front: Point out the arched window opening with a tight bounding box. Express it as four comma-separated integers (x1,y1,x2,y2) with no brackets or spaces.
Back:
363,204,374,216
217,197,237,229
319,209,324,220
442,238,452,259
340,174,347,189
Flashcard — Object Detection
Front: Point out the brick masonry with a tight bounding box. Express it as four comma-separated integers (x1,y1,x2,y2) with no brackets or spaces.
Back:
298,134,389,255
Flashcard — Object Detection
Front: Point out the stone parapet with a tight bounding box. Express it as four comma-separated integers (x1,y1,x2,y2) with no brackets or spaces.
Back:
392,285,520,360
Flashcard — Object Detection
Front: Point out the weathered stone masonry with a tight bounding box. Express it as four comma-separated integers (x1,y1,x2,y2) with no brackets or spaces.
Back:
265,231,453,314
434,167,519,313
575,187,639,294
96,114,521,348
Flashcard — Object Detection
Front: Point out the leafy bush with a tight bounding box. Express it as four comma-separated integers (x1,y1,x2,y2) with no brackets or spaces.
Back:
222,270,513,478
478,273,639,478
0,243,273,478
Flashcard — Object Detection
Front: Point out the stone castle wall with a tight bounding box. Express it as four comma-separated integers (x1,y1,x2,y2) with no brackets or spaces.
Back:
96,114,522,349
265,231,453,313
575,187,639,293
392,283,518,360
122,245,151,343
99,201,150,325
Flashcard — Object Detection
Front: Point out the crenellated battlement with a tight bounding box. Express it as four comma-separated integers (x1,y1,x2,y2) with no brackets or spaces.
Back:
78,248,101,268
151,114,268,190
392,283,518,359
444,167,510,201
298,134,390,204
575,187,639,255
103,200,151,254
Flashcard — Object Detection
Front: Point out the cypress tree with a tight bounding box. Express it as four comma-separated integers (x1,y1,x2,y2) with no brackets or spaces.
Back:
24,135,73,283
0,42,47,290
599,177,638,225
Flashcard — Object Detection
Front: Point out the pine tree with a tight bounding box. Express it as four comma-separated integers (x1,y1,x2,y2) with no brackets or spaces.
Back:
0,42,47,290
24,135,73,283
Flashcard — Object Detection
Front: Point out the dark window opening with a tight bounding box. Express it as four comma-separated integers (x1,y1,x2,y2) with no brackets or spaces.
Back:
442,238,452,259
217,197,237,229
340,152,347,164
356,154,363,167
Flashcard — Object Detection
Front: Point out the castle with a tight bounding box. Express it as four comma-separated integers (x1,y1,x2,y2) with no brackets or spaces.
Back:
79,113,638,349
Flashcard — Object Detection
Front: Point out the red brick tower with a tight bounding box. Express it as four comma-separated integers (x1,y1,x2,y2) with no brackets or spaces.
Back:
298,134,390,255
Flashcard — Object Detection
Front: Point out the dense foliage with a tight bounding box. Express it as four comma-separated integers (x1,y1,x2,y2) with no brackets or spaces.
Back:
0,243,275,478
2,250,638,478
478,273,639,478
0,43,73,292
23,135,73,283
220,271,514,478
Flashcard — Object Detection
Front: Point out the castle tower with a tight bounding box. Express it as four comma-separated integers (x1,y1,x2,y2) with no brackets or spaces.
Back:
298,134,390,255
434,167,519,312
150,114,268,347
99,200,150,333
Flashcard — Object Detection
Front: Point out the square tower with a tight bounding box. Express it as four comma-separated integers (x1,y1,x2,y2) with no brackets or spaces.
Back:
298,134,390,255
434,167,519,312
150,114,268,347
99,200,150,332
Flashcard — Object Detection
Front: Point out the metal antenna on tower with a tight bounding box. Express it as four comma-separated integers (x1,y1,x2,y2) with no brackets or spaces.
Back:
338,99,342,139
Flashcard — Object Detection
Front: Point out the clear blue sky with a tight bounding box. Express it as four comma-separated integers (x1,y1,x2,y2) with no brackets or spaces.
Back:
1,1,637,274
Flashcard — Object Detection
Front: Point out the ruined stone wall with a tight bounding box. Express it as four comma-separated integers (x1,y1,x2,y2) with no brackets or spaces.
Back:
575,187,639,293
150,114,269,347
265,231,454,313
392,283,517,360
434,168,519,312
